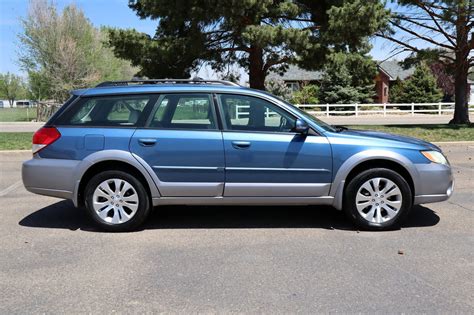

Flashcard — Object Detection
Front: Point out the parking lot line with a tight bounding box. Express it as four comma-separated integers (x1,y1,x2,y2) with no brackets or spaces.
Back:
0,180,22,197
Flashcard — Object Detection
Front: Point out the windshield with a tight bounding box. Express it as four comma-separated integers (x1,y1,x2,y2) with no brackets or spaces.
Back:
268,94,336,132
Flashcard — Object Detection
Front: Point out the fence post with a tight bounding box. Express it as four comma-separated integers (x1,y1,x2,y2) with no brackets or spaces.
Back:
26,107,29,121
411,103,415,116
383,103,386,117
438,102,442,115
326,104,329,116
355,104,358,117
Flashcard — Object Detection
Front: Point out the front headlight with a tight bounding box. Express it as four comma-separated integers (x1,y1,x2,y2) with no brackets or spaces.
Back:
421,150,449,165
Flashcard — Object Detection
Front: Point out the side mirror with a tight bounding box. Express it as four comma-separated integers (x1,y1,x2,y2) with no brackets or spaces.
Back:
294,118,309,134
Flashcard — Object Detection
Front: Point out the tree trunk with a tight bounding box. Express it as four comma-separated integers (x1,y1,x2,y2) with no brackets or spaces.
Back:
248,45,266,90
449,4,470,124
450,66,470,124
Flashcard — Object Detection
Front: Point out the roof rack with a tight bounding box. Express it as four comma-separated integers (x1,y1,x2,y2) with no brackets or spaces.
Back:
95,78,241,88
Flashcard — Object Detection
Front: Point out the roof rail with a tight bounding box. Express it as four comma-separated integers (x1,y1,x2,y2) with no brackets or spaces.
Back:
95,78,241,88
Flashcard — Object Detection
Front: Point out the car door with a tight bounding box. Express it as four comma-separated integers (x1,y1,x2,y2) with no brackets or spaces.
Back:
217,93,332,197
130,93,225,197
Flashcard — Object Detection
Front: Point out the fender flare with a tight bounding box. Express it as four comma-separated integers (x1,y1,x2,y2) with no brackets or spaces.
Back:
72,150,161,207
330,149,420,210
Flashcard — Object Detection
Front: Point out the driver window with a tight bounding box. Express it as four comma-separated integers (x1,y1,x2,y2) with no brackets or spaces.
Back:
218,94,296,132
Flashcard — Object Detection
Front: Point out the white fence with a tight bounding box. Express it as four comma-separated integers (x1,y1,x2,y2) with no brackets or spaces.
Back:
294,102,474,116
235,104,279,119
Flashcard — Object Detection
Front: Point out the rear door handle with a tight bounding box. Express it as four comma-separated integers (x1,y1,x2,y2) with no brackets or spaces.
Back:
138,138,157,147
232,141,251,149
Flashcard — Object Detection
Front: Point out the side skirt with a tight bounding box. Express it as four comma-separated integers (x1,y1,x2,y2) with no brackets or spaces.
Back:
152,196,334,207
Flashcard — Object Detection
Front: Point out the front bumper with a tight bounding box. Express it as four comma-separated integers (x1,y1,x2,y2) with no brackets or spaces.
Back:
413,162,454,205
22,156,80,200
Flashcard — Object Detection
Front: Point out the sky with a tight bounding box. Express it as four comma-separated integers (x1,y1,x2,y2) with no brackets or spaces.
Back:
0,0,416,78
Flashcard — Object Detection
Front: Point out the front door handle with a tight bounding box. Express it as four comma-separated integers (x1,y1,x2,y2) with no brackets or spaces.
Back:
138,138,157,147
232,141,251,149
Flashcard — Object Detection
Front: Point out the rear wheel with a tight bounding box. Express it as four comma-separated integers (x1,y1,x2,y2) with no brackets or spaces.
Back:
85,170,151,232
343,168,412,230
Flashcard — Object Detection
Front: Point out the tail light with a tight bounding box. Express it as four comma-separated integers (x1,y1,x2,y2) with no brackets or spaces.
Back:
32,127,61,154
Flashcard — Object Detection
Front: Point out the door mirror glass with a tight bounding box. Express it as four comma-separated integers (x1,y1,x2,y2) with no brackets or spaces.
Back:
294,118,309,134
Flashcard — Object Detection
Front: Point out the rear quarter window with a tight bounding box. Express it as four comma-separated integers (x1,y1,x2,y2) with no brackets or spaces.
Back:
56,94,156,127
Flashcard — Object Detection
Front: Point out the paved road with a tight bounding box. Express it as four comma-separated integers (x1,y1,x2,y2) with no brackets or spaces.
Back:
0,144,472,313
0,114,455,133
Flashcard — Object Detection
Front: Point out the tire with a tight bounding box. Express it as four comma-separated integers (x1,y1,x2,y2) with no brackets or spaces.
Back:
343,168,412,231
84,170,151,232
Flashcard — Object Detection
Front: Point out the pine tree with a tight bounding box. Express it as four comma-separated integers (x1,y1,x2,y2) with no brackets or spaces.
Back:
319,52,376,104
392,63,443,104
108,0,388,90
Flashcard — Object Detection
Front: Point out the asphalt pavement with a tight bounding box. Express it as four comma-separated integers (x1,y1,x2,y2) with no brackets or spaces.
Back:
0,143,472,313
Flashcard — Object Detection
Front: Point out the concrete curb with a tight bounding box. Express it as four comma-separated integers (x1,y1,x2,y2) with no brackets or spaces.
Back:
433,141,474,145
0,150,31,153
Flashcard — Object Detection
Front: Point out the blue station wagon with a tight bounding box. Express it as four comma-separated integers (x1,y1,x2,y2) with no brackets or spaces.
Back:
22,79,454,231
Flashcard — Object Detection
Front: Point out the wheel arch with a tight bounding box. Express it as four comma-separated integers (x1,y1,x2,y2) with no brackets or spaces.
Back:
72,150,161,207
330,150,419,210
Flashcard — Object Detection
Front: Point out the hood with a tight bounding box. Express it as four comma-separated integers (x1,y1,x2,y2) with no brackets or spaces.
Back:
335,128,440,151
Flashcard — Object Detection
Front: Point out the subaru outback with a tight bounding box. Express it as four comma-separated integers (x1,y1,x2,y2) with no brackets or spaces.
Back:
22,79,454,231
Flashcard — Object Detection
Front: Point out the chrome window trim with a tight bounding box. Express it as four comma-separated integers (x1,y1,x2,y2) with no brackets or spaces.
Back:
214,92,321,136
144,92,220,131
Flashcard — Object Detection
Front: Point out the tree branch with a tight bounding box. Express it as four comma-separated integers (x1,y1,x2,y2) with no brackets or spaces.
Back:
263,56,291,73
376,32,455,62
395,15,456,41
216,46,250,53
416,2,457,47
390,21,455,51
413,0,455,22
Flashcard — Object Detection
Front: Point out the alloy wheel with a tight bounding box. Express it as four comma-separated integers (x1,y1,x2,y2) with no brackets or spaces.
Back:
355,177,403,224
92,178,139,224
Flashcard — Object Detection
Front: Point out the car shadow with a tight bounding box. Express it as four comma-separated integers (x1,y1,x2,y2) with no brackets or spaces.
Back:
19,200,440,232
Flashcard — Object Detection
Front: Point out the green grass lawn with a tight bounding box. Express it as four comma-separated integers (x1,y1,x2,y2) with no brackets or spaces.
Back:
0,132,33,150
0,108,37,122
347,124,474,142
0,124,472,150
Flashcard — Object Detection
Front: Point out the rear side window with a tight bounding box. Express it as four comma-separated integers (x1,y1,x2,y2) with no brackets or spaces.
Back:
149,94,217,130
58,95,155,127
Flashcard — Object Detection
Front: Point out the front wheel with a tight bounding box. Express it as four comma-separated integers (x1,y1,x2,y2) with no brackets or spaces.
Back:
84,170,151,232
343,168,413,230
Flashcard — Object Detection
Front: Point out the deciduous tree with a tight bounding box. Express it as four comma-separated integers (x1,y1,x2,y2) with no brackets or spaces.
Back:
0,73,25,106
26,70,52,101
291,84,319,104
19,0,136,101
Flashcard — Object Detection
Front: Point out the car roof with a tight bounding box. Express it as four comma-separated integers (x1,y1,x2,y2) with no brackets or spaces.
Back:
71,84,265,97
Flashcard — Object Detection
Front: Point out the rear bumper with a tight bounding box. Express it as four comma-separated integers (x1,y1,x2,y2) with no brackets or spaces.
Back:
22,156,80,200
413,163,454,205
